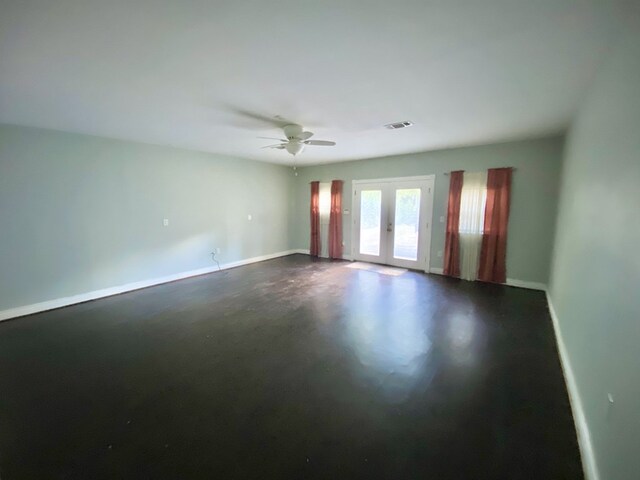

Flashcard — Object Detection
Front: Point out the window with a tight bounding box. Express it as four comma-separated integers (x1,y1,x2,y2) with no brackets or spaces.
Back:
458,171,488,281
318,182,332,257
458,172,487,235
319,182,331,222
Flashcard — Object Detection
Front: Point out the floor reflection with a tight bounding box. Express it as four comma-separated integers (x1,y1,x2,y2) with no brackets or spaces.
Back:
446,310,478,366
342,271,435,401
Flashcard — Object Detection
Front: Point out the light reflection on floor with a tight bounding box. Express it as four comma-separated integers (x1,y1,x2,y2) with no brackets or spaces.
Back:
343,271,436,401
306,262,485,403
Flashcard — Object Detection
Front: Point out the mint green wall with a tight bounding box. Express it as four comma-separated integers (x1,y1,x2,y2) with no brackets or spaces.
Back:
548,16,640,480
0,125,294,312
293,137,563,284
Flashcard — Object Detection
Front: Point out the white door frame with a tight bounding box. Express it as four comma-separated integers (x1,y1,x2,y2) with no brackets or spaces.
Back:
351,175,435,272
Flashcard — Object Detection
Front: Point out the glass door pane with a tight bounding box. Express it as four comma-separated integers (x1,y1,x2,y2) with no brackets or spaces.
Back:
393,188,421,261
359,190,382,256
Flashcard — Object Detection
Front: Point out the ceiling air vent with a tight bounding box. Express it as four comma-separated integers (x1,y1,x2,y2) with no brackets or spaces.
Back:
384,121,413,130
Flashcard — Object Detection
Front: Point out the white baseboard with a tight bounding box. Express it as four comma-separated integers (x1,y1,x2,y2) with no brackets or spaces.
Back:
0,250,299,322
293,249,353,261
428,268,546,291
505,278,547,291
546,293,599,480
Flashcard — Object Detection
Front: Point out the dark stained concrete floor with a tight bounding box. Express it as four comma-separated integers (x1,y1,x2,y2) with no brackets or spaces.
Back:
0,254,582,479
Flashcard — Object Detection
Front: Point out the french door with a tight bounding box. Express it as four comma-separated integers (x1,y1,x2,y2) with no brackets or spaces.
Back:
352,176,434,271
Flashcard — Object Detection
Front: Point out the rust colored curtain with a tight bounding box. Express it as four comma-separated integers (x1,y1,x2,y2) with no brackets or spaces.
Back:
310,181,320,256
328,180,343,259
443,171,464,277
478,168,512,283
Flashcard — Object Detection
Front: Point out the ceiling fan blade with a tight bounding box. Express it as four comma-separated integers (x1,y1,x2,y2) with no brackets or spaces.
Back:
298,131,314,141
258,136,288,142
304,140,336,146
226,108,291,127
261,144,287,149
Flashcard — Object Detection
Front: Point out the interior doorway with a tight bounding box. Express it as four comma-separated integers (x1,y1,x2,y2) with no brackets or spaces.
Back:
352,176,434,271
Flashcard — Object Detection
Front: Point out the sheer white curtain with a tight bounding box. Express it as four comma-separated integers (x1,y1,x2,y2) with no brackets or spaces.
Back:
459,171,487,280
318,182,331,257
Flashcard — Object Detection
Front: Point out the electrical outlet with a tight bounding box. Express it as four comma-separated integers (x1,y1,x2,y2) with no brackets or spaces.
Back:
163,219,169,227
216,247,221,254
247,214,252,221
439,216,445,223
437,250,443,258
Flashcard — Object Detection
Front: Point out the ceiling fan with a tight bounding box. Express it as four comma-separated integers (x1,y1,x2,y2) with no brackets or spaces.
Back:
260,124,335,156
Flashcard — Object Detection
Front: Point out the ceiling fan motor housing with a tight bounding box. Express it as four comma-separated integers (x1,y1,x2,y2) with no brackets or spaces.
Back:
283,124,303,140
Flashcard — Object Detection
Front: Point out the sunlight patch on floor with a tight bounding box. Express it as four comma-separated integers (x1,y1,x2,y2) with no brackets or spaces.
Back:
346,262,407,276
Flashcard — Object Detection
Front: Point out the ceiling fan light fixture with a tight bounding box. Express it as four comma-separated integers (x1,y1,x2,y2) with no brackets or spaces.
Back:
286,142,304,156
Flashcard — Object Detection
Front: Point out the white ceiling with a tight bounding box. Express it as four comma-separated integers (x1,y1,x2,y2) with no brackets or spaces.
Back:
0,0,630,165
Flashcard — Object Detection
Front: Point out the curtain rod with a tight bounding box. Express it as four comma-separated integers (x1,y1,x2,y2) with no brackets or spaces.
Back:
443,167,516,175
